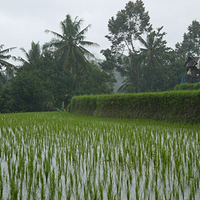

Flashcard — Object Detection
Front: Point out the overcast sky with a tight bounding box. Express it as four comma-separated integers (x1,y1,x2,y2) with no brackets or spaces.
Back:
1,0,200,63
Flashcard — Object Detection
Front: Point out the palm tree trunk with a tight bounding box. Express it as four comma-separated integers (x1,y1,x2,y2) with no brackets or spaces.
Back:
136,65,140,93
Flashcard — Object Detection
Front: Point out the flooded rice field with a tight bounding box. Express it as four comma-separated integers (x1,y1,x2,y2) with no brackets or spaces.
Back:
0,112,200,199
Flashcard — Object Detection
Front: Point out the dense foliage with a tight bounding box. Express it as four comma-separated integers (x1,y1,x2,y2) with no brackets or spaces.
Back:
101,0,200,93
69,91,200,123
1,1,200,113
0,15,115,113
174,82,200,90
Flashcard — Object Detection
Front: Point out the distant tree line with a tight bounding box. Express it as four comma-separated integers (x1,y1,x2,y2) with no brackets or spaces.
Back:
0,15,115,112
101,0,200,93
1,0,200,113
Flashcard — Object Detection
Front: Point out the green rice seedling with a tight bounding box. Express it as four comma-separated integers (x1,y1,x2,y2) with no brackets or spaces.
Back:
32,180,38,200
27,176,33,199
66,186,72,200
126,179,130,200
145,170,149,190
135,181,140,200
0,167,3,200
58,182,62,200
40,170,45,200
10,176,18,200
57,169,62,186
83,184,89,199
93,186,98,200
49,169,56,199
180,181,185,200
163,185,167,200
154,184,161,200
191,179,196,200
19,180,23,200
107,181,113,200
99,181,104,200
69,172,74,190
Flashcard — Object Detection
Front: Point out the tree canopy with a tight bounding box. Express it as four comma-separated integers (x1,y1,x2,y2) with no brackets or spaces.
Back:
176,20,200,57
106,0,151,54
1,2,200,113
44,14,99,76
0,16,115,113
101,1,200,93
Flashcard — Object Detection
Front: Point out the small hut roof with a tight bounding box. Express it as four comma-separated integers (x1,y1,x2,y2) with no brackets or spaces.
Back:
184,56,200,68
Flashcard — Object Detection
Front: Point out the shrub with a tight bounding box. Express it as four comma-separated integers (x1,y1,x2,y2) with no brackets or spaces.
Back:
69,91,200,123
174,82,200,91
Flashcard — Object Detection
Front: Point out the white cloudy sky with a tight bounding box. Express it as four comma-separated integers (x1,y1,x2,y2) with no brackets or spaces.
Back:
1,0,200,63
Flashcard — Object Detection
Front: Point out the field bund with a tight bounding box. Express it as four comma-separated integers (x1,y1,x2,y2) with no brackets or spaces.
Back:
68,90,200,123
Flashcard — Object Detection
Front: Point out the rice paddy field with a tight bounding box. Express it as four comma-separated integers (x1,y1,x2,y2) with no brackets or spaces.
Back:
0,112,200,200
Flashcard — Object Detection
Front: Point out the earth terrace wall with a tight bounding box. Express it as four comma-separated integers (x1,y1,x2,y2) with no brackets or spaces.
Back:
68,91,200,123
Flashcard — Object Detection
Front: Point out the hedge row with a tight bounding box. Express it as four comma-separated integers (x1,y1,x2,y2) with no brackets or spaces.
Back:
68,91,200,123
68,95,98,116
174,82,200,90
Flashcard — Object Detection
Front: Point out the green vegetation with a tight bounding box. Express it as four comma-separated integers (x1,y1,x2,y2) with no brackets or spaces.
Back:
101,1,200,93
0,112,200,199
0,15,115,113
1,1,200,113
69,91,200,123
175,82,200,90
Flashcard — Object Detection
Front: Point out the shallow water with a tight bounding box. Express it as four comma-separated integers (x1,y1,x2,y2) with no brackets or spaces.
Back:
0,112,199,199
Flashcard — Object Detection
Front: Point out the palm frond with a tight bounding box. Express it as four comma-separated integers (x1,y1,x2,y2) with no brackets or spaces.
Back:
76,25,91,39
17,56,29,64
45,29,64,40
0,46,16,54
20,48,29,61
79,40,99,47
78,46,95,59
0,45,16,70
0,59,15,68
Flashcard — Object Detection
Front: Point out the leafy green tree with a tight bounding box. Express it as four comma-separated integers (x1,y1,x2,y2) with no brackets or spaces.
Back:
78,61,116,95
44,14,99,77
172,20,200,86
106,0,152,53
0,71,45,113
102,0,152,93
17,45,73,110
176,20,200,57
162,50,186,90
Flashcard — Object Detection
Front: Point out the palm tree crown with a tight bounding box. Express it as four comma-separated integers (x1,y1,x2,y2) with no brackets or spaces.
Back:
19,41,42,64
44,14,99,76
0,44,16,80
0,45,16,70
138,27,168,68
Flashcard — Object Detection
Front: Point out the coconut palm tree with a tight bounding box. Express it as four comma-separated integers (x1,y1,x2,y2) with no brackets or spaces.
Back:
138,27,170,91
0,44,16,69
19,41,42,64
44,14,99,77
0,45,16,85
117,52,142,93
139,27,167,67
